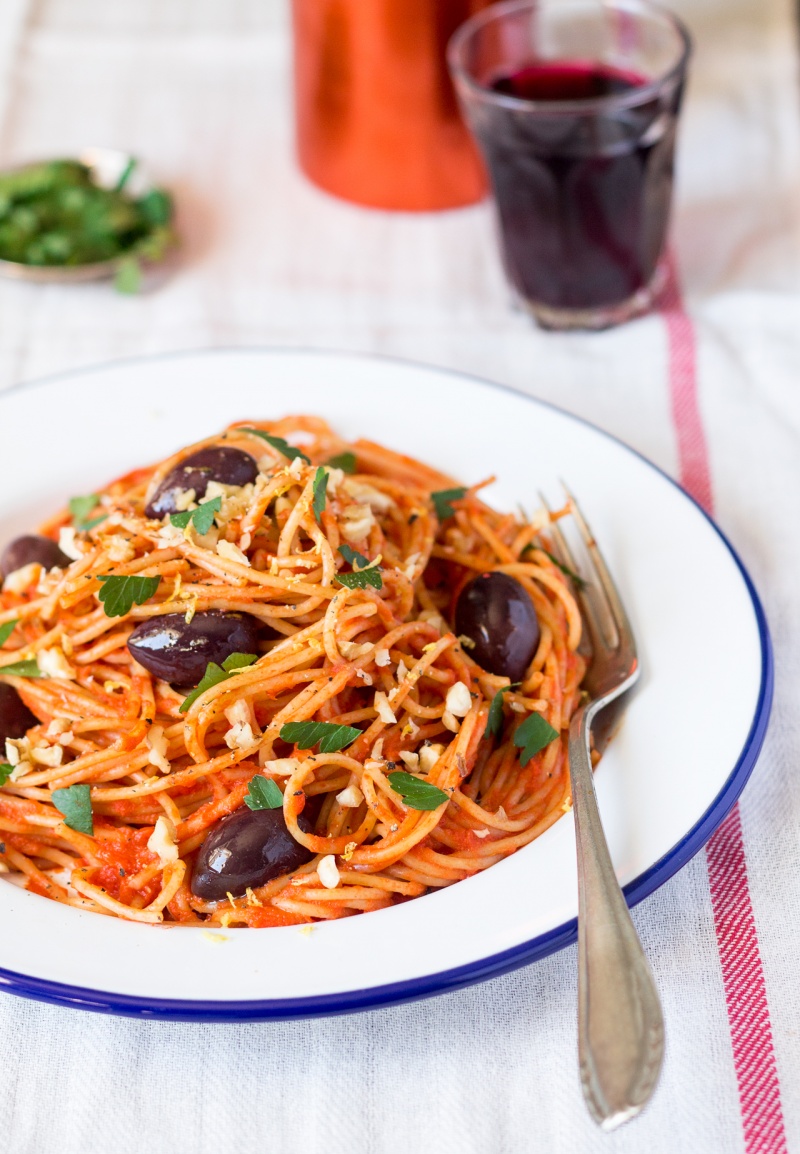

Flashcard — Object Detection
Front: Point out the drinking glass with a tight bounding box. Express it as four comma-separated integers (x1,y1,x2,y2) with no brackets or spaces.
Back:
448,0,691,329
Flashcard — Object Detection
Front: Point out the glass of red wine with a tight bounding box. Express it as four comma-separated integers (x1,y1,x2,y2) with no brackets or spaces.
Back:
448,0,691,330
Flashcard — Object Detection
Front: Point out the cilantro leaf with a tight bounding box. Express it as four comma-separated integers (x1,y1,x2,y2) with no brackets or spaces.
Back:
69,494,107,532
325,452,356,474
244,776,284,811
179,652,257,713
0,659,42,677
387,771,449,811
0,763,14,786
485,683,521,740
431,487,467,520
312,467,328,524
170,496,222,536
97,574,161,618
242,429,311,465
280,720,361,753
52,783,93,835
0,620,17,648
336,544,383,591
513,712,559,766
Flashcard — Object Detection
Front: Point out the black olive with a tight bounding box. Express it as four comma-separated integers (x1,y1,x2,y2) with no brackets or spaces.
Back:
1,534,70,578
144,446,258,518
191,806,314,900
0,683,37,744
127,610,261,688
454,571,540,682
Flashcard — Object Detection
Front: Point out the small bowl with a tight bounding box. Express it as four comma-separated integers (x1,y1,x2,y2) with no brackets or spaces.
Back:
0,146,175,285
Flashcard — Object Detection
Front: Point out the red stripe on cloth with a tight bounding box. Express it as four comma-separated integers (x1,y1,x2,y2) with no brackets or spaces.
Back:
706,809,787,1154
660,260,787,1154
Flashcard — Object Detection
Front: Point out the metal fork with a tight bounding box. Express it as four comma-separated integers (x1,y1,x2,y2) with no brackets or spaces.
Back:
541,487,664,1130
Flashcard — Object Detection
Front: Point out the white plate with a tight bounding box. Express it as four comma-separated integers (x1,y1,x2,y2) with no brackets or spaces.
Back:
0,350,771,1020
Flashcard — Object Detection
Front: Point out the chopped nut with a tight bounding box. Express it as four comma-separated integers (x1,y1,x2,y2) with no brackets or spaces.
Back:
37,647,75,680
340,504,374,544
342,479,393,512
217,540,250,567
147,816,178,866
173,488,197,512
374,648,391,668
336,784,364,808
399,751,420,771
259,755,301,775
445,682,472,717
442,710,460,733
373,691,396,725
3,563,42,594
105,536,136,564
46,718,71,738
30,744,63,767
225,721,256,751
419,743,445,775
317,855,340,889
146,724,171,774
58,527,81,560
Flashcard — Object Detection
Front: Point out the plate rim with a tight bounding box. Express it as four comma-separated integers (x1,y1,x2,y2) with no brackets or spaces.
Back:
0,346,774,1021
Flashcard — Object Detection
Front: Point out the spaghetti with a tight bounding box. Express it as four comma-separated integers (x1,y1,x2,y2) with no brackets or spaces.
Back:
0,417,585,927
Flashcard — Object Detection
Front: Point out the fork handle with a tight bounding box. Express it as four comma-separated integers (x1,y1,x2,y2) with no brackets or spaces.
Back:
568,703,664,1130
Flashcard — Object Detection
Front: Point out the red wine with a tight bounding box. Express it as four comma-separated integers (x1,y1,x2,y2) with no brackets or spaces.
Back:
474,60,682,314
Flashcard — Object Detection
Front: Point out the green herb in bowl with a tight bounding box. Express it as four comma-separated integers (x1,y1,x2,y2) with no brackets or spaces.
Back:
0,151,176,291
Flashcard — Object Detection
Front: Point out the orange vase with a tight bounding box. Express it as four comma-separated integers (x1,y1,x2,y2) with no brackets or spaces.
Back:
291,0,498,211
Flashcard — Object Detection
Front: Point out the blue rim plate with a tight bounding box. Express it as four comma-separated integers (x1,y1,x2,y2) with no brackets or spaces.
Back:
0,349,772,1021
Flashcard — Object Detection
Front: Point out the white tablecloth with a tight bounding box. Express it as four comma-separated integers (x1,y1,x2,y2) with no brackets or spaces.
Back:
0,2,798,1152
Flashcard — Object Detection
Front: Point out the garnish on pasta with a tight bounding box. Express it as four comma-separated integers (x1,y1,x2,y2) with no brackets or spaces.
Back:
0,417,586,928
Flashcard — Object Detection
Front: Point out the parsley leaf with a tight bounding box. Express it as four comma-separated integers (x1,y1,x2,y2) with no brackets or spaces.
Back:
169,496,221,536
97,574,161,618
325,452,356,474
0,659,42,677
280,720,361,753
485,683,521,740
431,487,467,520
338,544,368,568
312,467,328,524
387,771,449,811
114,256,141,295
336,544,382,591
522,544,586,589
52,783,93,835
0,620,17,648
336,570,382,591
69,494,99,524
0,763,14,786
242,429,311,465
244,776,284,811
69,493,108,532
513,712,560,766
179,652,257,713
222,653,258,673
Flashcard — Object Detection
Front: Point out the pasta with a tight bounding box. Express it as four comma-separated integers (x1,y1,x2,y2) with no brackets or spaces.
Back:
0,417,586,928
